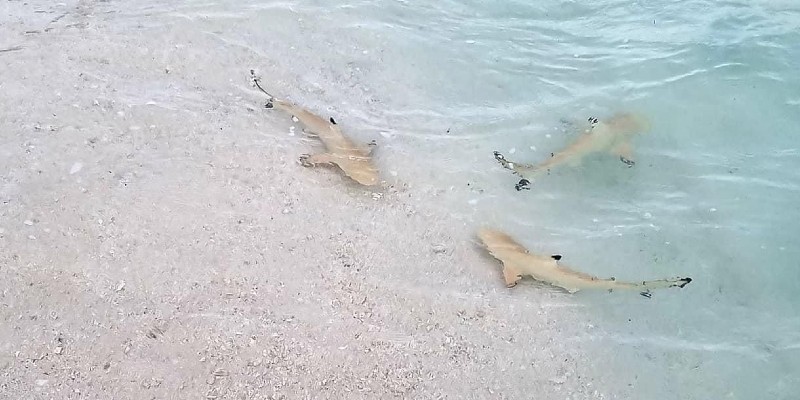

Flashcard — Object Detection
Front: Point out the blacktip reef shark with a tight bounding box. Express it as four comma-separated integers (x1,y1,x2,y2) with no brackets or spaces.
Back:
478,228,691,295
493,112,650,190
252,74,379,186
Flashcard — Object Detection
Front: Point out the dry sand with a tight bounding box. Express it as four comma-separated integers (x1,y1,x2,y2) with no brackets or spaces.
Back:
1,1,628,398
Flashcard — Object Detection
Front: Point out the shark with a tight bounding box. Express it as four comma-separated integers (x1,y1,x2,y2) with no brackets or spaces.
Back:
252,75,379,186
493,113,650,189
477,228,692,295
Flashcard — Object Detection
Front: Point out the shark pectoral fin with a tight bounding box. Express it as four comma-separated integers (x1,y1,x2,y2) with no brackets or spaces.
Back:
301,153,378,185
299,152,336,167
610,142,632,157
551,281,580,293
611,142,635,166
502,263,523,288
300,128,319,138
361,139,378,155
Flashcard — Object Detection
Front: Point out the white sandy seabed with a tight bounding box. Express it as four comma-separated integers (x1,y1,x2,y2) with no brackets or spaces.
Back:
0,1,645,399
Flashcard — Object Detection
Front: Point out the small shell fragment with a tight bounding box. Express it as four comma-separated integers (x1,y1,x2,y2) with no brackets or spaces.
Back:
70,162,83,175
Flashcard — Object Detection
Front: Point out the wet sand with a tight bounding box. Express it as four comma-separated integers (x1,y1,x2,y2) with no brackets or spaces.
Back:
1,1,625,398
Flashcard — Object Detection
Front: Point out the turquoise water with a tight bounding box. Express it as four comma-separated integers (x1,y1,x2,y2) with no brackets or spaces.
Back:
136,0,799,398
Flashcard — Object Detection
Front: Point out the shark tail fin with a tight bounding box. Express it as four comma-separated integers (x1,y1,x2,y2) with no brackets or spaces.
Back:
675,277,692,288
641,277,693,290
493,151,539,179
251,73,276,101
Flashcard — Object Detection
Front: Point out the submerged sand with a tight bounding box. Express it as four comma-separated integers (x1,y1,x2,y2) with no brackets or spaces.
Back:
1,1,628,398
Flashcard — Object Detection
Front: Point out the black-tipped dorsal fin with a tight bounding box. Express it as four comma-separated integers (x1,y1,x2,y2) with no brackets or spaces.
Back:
551,254,562,261
329,117,337,125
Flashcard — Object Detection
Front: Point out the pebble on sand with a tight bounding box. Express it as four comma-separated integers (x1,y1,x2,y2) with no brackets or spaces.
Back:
70,162,83,175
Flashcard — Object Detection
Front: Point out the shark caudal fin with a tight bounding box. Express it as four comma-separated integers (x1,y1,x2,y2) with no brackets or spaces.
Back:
493,151,542,181
637,277,692,298
675,277,692,288
251,72,276,102
640,277,693,290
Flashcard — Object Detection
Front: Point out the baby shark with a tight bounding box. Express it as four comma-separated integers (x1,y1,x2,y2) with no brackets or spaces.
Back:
253,75,379,186
478,228,691,295
494,113,650,189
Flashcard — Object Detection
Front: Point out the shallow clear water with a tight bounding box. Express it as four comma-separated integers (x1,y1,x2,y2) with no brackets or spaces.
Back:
126,0,799,398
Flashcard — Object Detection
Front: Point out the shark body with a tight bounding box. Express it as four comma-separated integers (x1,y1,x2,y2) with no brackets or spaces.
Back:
494,113,650,186
478,228,691,294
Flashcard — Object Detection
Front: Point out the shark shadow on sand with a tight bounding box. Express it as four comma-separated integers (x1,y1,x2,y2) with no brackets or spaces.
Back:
252,72,379,186
478,228,691,296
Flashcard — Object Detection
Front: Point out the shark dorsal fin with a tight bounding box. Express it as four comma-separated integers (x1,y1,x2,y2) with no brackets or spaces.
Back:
551,254,562,261
329,117,337,125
